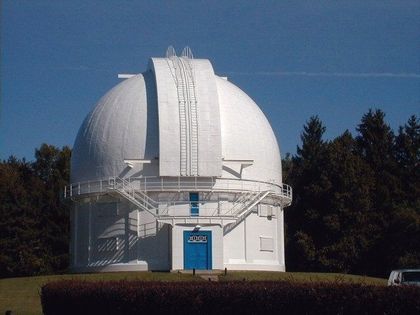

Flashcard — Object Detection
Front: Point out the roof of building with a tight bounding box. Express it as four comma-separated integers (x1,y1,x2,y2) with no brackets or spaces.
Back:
71,50,282,185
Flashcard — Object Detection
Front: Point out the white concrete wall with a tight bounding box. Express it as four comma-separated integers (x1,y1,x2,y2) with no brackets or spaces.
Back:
71,196,285,272
70,56,287,273
71,196,170,272
223,207,285,271
171,224,223,270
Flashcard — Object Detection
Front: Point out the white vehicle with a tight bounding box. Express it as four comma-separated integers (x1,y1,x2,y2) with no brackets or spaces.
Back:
388,269,420,287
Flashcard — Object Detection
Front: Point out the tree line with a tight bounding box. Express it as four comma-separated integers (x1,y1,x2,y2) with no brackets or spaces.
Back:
0,109,418,278
284,109,419,277
0,145,71,277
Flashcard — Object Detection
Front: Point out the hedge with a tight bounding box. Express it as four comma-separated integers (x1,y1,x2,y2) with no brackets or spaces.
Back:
41,280,420,315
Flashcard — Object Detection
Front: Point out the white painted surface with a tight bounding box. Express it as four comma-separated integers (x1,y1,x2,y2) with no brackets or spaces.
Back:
217,76,282,185
118,74,136,79
70,53,289,272
223,210,285,271
171,224,223,270
71,72,159,182
148,58,181,176
149,57,222,177
71,60,281,184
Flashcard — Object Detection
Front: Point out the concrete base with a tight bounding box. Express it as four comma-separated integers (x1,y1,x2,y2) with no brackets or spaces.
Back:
224,263,285,272
71,262,149,273
173,269,224,274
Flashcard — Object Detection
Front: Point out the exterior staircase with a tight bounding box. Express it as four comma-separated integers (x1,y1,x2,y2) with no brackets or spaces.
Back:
109,177,159,217
223,191,271,233
109,177,271,227
234,191,270,219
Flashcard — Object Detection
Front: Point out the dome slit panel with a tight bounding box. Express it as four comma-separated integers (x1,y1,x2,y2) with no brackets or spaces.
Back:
194,59,222,177
142,71,159,162
149,58,181,176
149,57,222,177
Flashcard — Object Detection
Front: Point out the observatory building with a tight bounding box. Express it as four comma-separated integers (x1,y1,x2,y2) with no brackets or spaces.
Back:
66,47,292,272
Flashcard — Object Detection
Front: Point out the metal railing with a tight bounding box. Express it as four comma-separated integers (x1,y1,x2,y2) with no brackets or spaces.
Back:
111,177,160,217
108,177,275,220
65,176,292,223
65,176,292,202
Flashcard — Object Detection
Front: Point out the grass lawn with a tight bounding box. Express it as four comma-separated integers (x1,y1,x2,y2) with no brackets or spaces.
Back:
0,271,197,315
219,271,387,285
0,271,387,315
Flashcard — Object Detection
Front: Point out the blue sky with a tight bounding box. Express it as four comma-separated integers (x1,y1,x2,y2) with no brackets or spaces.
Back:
1,0,419,161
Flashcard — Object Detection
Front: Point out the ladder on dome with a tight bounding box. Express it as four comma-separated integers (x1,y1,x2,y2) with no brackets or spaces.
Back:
165,46,198,176
174,62,188,176
179,56,198,176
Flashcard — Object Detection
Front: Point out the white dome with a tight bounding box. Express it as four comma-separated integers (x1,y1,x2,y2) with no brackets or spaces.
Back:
71,71,159,182
71,58,282,185
216,77,282,184
69,53,291,273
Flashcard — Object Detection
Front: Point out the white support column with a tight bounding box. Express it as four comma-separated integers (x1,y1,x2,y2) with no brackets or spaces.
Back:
88,202,92,265
137,208,140,263
278,207,285,268
244,216,247,262
73,204,78,267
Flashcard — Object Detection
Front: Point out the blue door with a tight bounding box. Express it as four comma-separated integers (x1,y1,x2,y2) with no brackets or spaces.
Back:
184,230,212,270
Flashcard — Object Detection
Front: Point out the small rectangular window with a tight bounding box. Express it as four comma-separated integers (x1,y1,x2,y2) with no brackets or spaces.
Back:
258,205,275,217
190,192,199,216
260,236,274,252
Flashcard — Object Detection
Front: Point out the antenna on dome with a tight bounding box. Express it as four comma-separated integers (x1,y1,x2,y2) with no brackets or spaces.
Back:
181,46,194,59
166,46,176,58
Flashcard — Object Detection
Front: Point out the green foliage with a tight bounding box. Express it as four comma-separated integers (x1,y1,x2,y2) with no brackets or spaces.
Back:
219,271,387,285
41,280,420,315
0,145,71,278
0,110,418,279
285,111,420,277
0,272,199,315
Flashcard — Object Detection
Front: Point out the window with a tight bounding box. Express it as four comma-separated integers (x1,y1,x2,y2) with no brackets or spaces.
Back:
258,205,275,218
260,236,274,252
402,271,420,282
190,192,199,216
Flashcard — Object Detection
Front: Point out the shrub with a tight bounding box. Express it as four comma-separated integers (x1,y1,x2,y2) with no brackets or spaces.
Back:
41,280,420,315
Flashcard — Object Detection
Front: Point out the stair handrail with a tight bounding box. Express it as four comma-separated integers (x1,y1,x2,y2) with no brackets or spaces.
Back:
110,177,160,217
65,177,292,205
113,177,158,206
235,191,270,218
224,191,258,216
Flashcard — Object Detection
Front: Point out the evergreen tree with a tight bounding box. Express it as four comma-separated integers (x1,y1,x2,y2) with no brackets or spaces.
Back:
286,116,331,271
318,131,374,273
0,157,46,276
355,109,399,275
395,115,420,205
356,109,399,206
285,111,419,276
388,115,420,270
